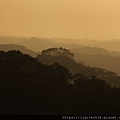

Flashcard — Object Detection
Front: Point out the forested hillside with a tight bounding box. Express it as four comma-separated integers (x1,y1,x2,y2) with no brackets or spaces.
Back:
0,50,120,115
37,48,120,87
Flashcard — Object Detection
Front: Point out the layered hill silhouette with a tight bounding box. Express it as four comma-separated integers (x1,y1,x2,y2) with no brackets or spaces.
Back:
1,35,120,54
74,53,120,75
0,36,58,52
1,50,120,115
71,46,120,75
37,47,120,88
18,37,58,52
0,36,85,52
91,39,120,53
72,46,120,56
0,44,37,57
1,36,120,77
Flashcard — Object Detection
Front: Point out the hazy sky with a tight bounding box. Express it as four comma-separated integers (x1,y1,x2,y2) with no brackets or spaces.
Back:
1,0,120,40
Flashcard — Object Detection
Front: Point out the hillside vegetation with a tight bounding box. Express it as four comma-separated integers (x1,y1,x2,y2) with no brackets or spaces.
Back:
37,47,120,88
0,50,120,115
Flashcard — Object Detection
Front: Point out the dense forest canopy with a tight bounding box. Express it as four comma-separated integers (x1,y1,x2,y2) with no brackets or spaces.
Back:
41,47,74,59
0,50,120,115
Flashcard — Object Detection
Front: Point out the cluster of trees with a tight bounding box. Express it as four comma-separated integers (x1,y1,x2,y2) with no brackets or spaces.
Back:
0,50,70,83
41,47,74,59
0,50,120,115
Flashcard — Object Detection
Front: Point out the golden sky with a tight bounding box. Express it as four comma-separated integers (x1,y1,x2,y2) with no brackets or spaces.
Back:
1,0,120,40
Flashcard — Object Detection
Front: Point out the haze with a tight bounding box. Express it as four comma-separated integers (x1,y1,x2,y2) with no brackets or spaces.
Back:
1,0,120,40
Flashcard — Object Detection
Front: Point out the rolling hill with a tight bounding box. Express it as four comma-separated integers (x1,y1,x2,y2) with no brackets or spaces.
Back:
74,53,120,76
0,44,37,57
0,36,58,52
72,46,120,56
37,48,120,88
91,39,120,53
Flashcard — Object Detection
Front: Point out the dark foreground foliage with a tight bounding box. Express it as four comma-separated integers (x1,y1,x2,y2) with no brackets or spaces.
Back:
0,50,120,115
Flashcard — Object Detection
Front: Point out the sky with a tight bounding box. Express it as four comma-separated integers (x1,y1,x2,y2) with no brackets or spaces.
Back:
1,0,120,40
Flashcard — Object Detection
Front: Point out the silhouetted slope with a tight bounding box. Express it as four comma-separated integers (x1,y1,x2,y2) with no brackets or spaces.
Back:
72,46,120,56
51,38,99,46
91,39,120,53
74,53,120,75
0,36,58,52
0,36,26,44
18,37,58,52
37,52,120,87
0,44,37,57
1,50,120,115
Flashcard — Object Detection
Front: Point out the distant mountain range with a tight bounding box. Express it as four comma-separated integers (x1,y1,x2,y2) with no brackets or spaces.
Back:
0,36,83,52
0,36,58,52
37,53,120,88
91,39,120,53
1,36,120,75
51,38,120,53
72,46,120,56
74,53,120,75
1,35,120,52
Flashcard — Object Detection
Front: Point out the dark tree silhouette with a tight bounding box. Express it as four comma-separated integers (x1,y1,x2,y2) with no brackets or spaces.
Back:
41,47,74,59
0,50,120,115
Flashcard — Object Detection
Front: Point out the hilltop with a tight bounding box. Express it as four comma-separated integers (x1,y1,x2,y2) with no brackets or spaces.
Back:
0,44,37,57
